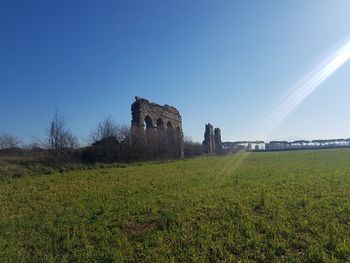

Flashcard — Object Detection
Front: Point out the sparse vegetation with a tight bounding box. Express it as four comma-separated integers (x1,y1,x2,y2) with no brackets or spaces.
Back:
0,132,22,150
40,109,79,160
1,149,350,262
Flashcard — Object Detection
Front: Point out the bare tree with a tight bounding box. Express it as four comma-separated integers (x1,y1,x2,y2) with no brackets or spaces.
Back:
41,110,78,157
184,136,204,157
0,132,21,149
116,124,131,142
82,123,186,163
89,117,117,143
89,117,130,144
129,125,182,160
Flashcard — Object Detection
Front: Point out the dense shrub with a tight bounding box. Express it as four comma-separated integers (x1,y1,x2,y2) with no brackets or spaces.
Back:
184,140,204,157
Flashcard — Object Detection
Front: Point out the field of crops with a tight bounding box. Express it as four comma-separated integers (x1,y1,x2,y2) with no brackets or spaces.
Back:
1,149,350,262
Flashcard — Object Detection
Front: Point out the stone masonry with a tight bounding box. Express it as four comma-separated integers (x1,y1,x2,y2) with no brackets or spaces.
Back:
214,128,222,150
203,123,222,153
131,96,184,158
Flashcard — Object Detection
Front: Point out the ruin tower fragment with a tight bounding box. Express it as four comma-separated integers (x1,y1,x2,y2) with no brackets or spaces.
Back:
214,128,222,150
203,123,222,153
203,123,215,153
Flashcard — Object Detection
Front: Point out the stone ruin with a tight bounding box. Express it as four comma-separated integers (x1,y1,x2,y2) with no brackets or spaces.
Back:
203,123,222,153
131,96,184,158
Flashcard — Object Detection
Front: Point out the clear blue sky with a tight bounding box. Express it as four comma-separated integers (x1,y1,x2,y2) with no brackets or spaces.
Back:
1,0,350,143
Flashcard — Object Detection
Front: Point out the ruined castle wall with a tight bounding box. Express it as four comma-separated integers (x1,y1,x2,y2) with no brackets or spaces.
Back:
132,98,182,130
131,96,184,158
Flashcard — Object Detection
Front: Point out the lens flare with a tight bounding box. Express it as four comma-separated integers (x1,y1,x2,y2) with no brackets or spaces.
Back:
257,39,350,139
218,38,350,177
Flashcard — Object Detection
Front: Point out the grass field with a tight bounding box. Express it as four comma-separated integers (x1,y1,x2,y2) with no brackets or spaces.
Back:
1,149,350,262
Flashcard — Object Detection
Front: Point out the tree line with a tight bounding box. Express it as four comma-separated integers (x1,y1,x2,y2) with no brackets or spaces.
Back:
0,110,204,163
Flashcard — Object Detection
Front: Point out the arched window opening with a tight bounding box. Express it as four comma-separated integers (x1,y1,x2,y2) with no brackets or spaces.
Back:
167,121,173,129
144,116,153,130
157,118,164,130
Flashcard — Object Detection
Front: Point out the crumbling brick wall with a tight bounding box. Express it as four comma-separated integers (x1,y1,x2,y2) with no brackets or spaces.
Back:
131,96,184,158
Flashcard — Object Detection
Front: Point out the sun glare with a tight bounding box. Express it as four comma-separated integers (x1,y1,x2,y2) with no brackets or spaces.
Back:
217,39,350,178
255,38,350,139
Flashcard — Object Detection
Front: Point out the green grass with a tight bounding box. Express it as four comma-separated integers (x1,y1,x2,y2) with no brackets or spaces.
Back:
1,149,350,262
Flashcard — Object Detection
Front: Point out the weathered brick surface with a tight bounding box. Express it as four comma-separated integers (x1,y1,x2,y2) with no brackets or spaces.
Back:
131,96,184,157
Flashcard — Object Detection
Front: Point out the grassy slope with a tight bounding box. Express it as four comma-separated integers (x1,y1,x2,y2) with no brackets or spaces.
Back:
1,149,350,262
